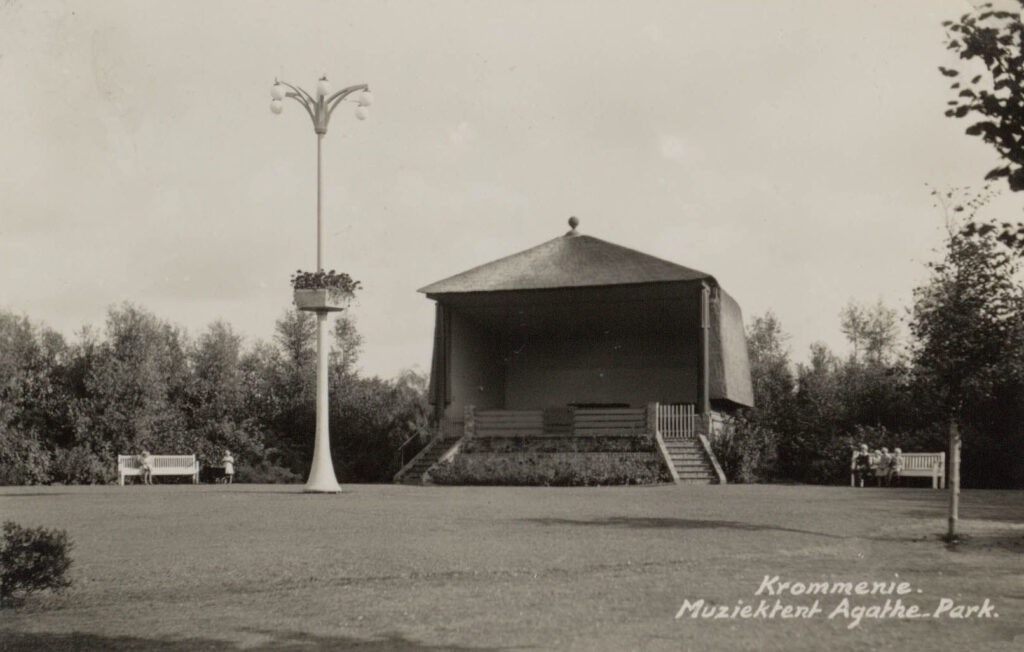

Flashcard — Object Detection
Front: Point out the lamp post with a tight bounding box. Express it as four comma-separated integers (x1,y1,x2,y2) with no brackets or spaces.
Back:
271,75,373,493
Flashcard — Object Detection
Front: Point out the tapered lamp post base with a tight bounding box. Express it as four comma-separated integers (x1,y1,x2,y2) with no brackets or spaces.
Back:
304,310,341,494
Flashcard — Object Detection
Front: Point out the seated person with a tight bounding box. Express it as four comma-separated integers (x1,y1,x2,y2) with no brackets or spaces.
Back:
877,447,892,486
889,448,904,487
852,444,872,487
140,450,154,485
869,449,883,486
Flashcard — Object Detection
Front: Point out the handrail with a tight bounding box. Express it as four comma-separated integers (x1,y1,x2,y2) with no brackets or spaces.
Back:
398,432,420,453
398,431,429,469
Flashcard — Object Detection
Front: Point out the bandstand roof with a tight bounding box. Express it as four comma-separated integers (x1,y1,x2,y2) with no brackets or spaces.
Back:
418,222,712,296
420,220,754,408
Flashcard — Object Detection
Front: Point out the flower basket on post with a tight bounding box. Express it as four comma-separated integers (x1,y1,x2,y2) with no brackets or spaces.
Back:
291,270,360,313
293,288,349,312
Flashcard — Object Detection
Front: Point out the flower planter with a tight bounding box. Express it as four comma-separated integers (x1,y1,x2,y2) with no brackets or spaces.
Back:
293,288,351,312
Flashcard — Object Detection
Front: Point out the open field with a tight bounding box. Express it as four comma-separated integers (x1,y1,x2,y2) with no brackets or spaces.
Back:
0,484,1022,651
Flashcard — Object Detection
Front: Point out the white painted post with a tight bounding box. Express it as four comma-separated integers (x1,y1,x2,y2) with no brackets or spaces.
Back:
305,132,341,494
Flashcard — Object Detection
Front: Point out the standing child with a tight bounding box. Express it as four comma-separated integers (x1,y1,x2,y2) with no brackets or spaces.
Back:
221,450,235,484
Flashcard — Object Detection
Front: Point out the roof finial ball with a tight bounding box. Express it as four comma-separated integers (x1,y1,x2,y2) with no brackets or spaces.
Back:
567,216,580,236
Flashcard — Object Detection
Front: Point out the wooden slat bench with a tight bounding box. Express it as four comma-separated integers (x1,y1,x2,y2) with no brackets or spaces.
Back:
476,410,544,437
118,454,200,486
849,452,945,489
573,408,646,436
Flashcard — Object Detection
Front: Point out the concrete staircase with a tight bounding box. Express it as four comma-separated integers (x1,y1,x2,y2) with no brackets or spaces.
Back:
662,438,719,484
395,438,458,485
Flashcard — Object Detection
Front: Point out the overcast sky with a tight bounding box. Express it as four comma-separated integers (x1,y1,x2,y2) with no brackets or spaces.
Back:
2,0,1018,378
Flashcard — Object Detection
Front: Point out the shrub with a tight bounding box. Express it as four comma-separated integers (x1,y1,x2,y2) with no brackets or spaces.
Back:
711,415,778,484
49,445,110,485
429,452,671,486
0,425,51,486
0,522,73,606
234,460,302,484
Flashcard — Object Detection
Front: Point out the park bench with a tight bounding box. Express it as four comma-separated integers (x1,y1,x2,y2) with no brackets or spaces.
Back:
118,454,200,486
850,451,946,489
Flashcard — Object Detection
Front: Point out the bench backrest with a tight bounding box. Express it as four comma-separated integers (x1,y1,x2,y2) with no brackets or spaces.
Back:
849,451,944,470
901,452,945,472
118,454,197,470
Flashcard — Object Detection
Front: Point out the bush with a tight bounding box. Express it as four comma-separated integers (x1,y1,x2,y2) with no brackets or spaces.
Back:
429,452,671,486
1,522,73,606
234,460,302,484
49,445,110,485
0,425,51,486
711,415,778,484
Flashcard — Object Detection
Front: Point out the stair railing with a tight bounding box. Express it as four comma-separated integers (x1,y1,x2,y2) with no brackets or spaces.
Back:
657,403,696,440
398,431,424,469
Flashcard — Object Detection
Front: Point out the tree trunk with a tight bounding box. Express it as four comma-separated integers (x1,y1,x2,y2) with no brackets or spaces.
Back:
946,416,961,541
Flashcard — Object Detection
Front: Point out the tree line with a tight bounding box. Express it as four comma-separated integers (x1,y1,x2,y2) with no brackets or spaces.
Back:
2,210,1021,488
0,305,430,485
717,213,1024,489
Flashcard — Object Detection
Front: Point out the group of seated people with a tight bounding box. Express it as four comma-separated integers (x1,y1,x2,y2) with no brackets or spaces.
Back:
851,443,904,487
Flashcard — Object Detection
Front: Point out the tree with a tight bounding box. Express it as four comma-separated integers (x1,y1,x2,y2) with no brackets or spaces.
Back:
783,342,847,483
185,322,264,466
745,312,795,432
78,304,190,459
910,225,1024,538
331,315,363,377
331,369,430,482
940,3,1024,251
840,299,899,364
707,313,794,483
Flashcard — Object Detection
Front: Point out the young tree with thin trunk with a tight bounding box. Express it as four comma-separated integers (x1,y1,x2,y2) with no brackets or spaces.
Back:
910,224,1024,539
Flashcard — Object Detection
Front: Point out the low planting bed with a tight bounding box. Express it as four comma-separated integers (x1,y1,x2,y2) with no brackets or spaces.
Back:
429,451,672,486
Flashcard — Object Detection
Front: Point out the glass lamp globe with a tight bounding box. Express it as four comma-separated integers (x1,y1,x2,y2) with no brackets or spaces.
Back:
317,77,331,98
355,106,368,120
358,91,373,107
270,100,283,114
271,83,286,101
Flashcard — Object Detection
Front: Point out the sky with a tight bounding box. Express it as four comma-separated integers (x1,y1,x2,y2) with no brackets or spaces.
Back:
1,0,1020,379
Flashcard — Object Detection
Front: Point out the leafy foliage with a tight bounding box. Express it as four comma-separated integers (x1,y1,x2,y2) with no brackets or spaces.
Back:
941,3,1024,190
711,415,778,484
910,228,1024,411
0,522,73,606
0,425,51,486
940,4,1024,252
0,304,428,487
49,445,110,485
429,453,671,486
290,269,361,297
839,299,899,364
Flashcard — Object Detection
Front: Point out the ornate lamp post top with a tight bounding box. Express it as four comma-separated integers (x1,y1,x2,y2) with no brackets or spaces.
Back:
270,76,373,134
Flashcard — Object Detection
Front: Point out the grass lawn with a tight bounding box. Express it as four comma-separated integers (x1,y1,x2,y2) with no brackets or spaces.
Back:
0,483,1021,651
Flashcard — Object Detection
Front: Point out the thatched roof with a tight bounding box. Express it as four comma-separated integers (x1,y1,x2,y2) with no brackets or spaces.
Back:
419,229,711,295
